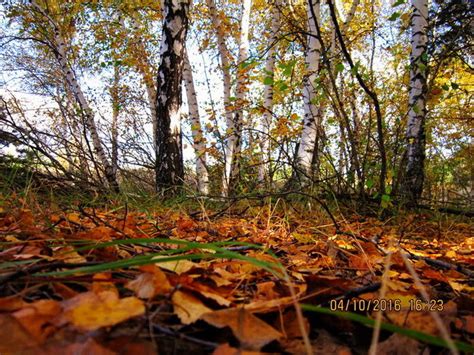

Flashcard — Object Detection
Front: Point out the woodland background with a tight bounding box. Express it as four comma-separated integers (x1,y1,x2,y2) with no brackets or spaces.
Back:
0,0,471,210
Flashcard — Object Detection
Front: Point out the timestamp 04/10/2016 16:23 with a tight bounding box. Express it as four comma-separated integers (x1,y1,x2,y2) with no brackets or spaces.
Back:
329,298,445,312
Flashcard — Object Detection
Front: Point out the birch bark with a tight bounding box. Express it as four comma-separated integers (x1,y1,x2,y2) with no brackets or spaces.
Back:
110,65,120,177
296,0,322,178
205,0,234,195
155,0,190,192
30,0,120,192
183,49,209,194
227,0,252,193
402,0,429,204
258,1,280,186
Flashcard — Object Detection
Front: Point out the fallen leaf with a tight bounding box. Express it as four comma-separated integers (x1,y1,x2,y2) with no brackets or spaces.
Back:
385,300,457,336
78,226,115,241
126,265,172,299
59,291,145,331
276,310,309,339
199,290,232,306
104,335,156,354
310,329,351,355
0,296,28,311
422,268,448,283
52,283,79,300
13,299,62,342
349,255,370,270
202,307,281,350
256,281,279,300
213,343,262,355
209,274,233,287
44,338,117,355
0,314,39,353
445,250,456,258
172,290,212,325
376,333,424,355
153,258,198,274
92,273,118,295
52,246,87,264
66,213,81,224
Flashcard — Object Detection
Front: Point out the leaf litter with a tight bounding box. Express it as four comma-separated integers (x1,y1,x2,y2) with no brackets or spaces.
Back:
0,197,473,354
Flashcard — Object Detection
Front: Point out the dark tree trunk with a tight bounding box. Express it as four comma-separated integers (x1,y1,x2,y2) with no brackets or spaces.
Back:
155,0,190,193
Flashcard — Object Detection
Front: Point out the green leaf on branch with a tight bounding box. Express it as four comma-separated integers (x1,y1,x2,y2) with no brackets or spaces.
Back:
263,76,273,85
388,12,401,21
392,0,405,7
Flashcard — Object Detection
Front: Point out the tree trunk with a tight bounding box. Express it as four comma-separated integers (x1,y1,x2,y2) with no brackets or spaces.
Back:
31,0,119,193
155,0,190,193
296,0,322,179
258,1,280,187
183,49,209,195
205,0,234,195
227,0,252,194
327,0,386,197
401,0,428,205
110,65,120,177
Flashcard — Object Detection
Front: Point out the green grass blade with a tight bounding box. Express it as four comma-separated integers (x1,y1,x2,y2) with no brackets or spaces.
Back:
35,249,284,278
36,253,215,276
71,238,264,253
0,259,39,270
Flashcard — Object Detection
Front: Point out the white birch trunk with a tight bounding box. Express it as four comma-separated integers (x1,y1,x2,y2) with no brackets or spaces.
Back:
205,0,234,195
183,49,209,195
31,0,119,191
403,0,428,203
110,65,120,177
227,0,252,193
258,1,280,185
296,0,322,176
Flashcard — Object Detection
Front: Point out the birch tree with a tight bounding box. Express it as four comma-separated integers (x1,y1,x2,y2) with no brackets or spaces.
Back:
227,0,252,194
205,0,234,194
401,0,429,204
183,49,209,195
258,1,281,186
30,0,120,192
109,65,122,178
155,0,190,192
295,0,322,179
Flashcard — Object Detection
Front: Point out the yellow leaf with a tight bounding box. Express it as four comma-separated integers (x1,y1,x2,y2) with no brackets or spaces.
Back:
172,291,212,325
60,291,145,331
66,213,81,224
153,258,198,274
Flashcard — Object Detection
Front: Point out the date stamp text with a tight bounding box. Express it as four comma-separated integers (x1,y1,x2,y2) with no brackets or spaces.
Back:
329,298,444,312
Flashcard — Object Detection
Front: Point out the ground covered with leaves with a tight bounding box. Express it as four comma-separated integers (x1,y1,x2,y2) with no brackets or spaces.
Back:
0,194,473,354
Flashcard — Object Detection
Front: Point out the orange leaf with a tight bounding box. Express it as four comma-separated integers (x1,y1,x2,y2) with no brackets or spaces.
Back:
0,296,28,312
213,343,262,355
202,308,281,350
126,266,172,299
0,314,39,353
13,299,62,342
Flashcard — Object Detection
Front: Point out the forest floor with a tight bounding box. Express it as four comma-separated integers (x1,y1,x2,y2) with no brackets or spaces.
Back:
0,192,473,354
